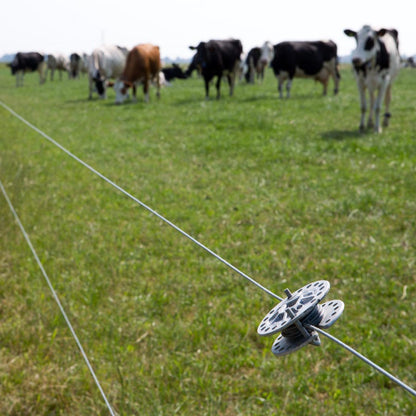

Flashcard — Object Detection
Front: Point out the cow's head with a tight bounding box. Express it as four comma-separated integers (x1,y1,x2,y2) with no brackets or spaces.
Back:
259,41,274,66
171,63,187,79
8,55,19,75
344,25,388,69
113,79,131,104
93,70,106,97
185,43,205,77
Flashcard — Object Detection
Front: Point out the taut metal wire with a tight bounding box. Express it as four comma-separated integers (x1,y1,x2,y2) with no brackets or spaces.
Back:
1,100,415,398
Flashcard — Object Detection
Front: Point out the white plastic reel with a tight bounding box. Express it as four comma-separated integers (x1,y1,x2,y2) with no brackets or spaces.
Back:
257,280,330,337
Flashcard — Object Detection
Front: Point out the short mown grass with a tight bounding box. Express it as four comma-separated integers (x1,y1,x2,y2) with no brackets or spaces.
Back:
1,63,415,415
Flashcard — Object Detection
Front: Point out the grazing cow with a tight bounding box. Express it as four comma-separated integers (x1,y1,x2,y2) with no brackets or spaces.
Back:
88,45,128,99
8,52,46,87
270,40,340,98
185,39,243,99
161,63,186,82
112,43,161,104
344,25,401,133
46,53,69,81
245,41,274,83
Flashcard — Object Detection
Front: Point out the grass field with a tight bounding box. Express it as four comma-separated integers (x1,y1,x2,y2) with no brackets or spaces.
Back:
1,62,415,415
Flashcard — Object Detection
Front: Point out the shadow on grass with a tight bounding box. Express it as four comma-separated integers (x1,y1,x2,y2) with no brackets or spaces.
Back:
321,129,365,141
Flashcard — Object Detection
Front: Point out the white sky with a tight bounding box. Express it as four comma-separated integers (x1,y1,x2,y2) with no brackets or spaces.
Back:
2,0,415,60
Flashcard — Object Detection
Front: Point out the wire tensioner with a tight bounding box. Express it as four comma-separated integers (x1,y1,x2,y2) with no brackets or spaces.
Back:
257,280,344,356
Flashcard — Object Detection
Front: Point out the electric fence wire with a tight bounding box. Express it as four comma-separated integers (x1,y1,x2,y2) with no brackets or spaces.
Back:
0,180,116,416
1,100,415,399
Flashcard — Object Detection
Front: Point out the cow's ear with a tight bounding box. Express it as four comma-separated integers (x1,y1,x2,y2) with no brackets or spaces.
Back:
189,46,197,50
344,29,356,38
377,28,387,37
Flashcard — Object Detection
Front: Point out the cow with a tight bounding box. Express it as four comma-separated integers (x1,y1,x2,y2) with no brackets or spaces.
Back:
112,43,161,104
69,53,81,78
8,52,46,87
185,39,243,99
46,53,69,81
270,40,340,98
344,25,401,133
88,45,128,99
244,41,274,83
70,53,90,79
161,63,186,82
244,47,261,83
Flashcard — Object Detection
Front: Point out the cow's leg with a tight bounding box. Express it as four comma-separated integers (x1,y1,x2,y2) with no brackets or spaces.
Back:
367,89,376,131
249,57,255,84
357,79,367,132
156,73,161,99
322,78,329,96
215,76,222,99
39,62,46,84
88,76,93,99
227,73,235,96
286,79,293,98
373,80,389,133
277,76,284,98
132,83,137,102
382,84,392,128
333,65,340,95
143,79,150,103
204,77,210,99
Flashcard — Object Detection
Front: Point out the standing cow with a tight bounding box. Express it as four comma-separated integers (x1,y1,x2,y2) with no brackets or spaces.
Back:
270,40,340,98
112,44,161,104
70,53,90,79
344,25,400,133
46,54,69,81
186,39,243,99
244,41,274,84
8,52,46,87
88,45,128,99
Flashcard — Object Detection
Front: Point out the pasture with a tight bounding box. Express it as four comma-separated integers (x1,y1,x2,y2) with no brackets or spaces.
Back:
0,63,415,415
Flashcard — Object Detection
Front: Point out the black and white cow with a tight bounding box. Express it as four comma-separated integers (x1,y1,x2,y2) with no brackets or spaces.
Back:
244,47,261,83
8,52,46,87
88,45,128,99
69,52,90,79
244,41,274,83
185,39,243,99
161,63,187,82
344,25,400,133
270,40,340,98
69,53,81,78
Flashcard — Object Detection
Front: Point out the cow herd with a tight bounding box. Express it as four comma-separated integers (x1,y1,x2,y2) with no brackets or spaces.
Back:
7,25,402,133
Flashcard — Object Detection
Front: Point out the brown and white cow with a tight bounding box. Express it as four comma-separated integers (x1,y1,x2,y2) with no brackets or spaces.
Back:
270,40,340,98
344,25,400,133
113,44,161,104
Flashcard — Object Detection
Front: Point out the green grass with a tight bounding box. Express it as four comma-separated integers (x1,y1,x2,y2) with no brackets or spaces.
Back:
1,63,415,415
